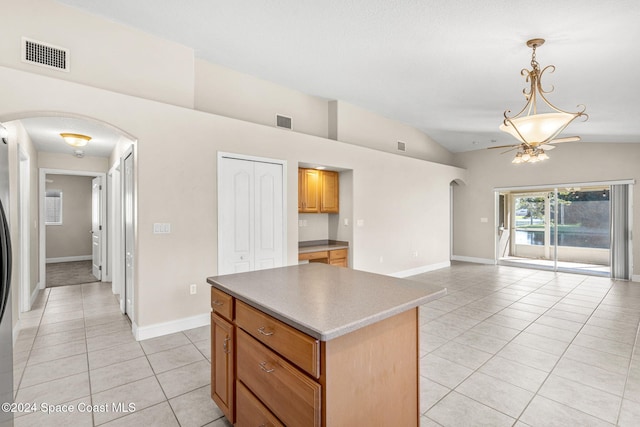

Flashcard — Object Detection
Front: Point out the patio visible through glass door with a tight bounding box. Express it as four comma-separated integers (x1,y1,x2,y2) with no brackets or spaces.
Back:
500,186,611,276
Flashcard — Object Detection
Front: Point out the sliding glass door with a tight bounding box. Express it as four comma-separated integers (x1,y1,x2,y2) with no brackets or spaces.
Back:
500,186,611,276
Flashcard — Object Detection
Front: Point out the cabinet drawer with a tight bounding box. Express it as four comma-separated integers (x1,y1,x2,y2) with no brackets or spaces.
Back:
211,288,233,321
236,300,320,378
237,330,321,427
298,251,329,261
236,380,284,427
329,248,348,260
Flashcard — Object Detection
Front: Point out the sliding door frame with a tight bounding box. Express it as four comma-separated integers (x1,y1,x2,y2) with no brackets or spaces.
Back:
495,179,634,277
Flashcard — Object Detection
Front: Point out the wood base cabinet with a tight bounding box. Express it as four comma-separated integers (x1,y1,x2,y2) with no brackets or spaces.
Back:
298,247,348,268
236,381,284,427
211,314,234,423
211,287,419,426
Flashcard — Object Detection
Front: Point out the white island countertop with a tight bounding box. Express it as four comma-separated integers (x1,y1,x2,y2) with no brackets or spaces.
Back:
207,263,446,341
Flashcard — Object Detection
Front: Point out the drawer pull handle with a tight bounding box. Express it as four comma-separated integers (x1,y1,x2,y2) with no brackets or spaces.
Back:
222,336,231,354
259,361,275,373
257,326,274,336
212,300,224,306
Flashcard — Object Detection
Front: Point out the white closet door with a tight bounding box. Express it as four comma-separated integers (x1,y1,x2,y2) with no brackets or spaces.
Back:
254,161,283,271
218,156,284,275
220,158,254,274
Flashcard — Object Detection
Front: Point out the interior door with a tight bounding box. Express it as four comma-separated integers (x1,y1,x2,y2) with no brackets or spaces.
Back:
124,152,134,318
91,177,102,280
219,158,254,274
218,156,284,275
254,161,283,270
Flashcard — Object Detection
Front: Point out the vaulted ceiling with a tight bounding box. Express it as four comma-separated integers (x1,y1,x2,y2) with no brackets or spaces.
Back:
54,0,640,153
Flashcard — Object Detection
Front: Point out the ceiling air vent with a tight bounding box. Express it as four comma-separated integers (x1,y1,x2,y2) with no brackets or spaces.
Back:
21,37,70,72
397,141,407,152
276,115,292,130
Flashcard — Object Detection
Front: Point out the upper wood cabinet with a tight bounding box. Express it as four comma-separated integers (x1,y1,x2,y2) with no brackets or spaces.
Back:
298,168,339,213
298,168,320,213
320,170,339,213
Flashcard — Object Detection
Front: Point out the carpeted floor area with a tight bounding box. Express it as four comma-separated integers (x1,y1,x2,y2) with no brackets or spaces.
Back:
46,260,99,287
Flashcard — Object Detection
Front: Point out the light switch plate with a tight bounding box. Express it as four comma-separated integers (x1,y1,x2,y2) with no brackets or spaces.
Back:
153,223,171,234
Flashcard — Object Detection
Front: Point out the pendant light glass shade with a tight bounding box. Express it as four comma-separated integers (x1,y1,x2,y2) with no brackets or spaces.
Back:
499,112,579,146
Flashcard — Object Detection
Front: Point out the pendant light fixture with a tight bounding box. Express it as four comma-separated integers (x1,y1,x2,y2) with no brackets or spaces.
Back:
60,132,91,147
500,38,587,163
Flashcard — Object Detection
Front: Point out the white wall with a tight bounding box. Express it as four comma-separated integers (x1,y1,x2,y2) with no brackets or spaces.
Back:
0,66,465,332
452,143,640,271
195,59,329,139
38,152,108,172
2,0,195,108
3,0,457,169
5,121,39,328
331,100,454,165
298,213,330,241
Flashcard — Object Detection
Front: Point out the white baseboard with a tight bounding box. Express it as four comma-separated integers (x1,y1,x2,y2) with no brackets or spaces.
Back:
451,255,496,265
632,274,640,283
46,255,92,264
30,284,40,308
133,313,210,341
390,261,451,278
13,320,21,346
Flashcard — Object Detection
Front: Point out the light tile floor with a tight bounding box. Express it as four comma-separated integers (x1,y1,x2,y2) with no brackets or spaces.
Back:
415,262,640,427
11,262,640,426
12,282,230,427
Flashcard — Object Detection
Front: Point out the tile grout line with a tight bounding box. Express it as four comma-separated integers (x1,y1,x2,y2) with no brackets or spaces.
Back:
423,270,618,423
614,306,640,426
421,272,582,422
508,277,621,424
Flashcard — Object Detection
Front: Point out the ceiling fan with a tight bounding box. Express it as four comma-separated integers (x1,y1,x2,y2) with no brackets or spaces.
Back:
488,136,580,163
494,38,587,164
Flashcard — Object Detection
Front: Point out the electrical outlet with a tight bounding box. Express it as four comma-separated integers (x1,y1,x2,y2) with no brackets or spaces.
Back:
189,284,197,295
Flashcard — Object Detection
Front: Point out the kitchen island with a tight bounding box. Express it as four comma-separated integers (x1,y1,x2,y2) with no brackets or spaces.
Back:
207,263,446,426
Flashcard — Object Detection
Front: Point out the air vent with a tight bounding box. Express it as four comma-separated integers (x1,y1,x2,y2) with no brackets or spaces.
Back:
397,141,407,152
21,37,70,72
276,115,292,130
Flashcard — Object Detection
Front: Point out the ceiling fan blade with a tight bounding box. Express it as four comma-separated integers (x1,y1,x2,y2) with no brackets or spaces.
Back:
548,136,581,144
488,144,519,150
500,147,519,155
539,144,556,150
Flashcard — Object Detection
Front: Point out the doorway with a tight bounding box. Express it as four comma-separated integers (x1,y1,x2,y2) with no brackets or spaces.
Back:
217,153,286,275
39,169,106,288
497,183,631,277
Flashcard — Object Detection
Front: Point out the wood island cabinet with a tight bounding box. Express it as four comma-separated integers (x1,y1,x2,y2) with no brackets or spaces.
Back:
211,288,235,423
298,168,339,213
210,282,421,426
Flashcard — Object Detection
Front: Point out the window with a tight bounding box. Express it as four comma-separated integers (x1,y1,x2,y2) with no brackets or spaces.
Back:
45,189,63,225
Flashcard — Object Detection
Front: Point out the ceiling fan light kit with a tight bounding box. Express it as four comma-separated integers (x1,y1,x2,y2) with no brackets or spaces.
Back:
499,38,588,164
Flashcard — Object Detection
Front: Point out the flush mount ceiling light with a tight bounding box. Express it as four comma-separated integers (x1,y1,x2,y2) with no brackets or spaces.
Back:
60,132,91,147
496,38,588,164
